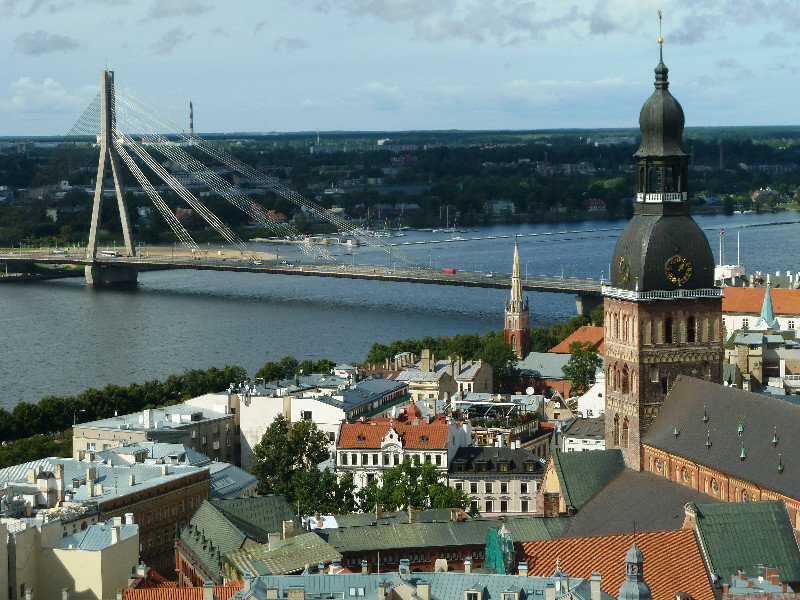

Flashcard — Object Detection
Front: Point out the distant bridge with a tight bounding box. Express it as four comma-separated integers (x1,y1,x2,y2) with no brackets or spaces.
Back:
0,251,604,314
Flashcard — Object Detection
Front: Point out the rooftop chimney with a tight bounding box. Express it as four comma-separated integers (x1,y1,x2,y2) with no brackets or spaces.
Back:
268,532,281,551
464,557,472,574
125,513,135,525
376,504,383,520
24,589,33,600
111,525,120,545
590,573,602,600
417,581,431,600
203,580,214,600
518,562,529,577
62,590,69,600
243,572,253,592
408,505,414,523
129,474,136,486
282,520,294,539
361,559,368,574
546,584,555,600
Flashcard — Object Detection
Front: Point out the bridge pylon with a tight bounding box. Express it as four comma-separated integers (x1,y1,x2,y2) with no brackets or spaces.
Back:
86,70,137,285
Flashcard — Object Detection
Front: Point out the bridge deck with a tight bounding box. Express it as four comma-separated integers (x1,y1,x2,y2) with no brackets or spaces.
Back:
0,253,603,295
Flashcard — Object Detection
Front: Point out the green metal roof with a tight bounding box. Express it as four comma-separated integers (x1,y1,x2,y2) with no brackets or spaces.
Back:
223,532,341,578
691,501,800,585
551,448,625,511
318,516,567,553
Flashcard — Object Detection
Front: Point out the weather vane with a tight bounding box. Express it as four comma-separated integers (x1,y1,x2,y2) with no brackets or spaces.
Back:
658,10,663,44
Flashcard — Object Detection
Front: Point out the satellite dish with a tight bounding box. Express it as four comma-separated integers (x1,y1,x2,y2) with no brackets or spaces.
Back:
525,387,535,396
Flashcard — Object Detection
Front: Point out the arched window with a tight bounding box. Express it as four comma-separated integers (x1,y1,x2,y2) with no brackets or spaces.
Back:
511,335,517,352
615,368,621,391
665,167,675,192
613,414,620,445
622,418,629,448
614,315,620,339
621,366,629,394
687,316,696,343
648,166,660,192
665,317,673,344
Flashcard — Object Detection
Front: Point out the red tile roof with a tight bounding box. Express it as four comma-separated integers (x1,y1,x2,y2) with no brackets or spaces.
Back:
123,582,243,600
723,286,800,315
518,530,714,600
338,413,451,449
128,568,174,589
549,326,605,354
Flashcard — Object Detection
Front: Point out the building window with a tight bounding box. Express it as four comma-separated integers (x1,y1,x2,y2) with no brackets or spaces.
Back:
687,316,696,343
665,317,673,343
613,414,620,445
511,335,517,352
622,418,629,448
743,490,749,502
341,454,348,465
328,432,335,443
302,411,312,420
742,318,749,329
500,500,508,512
455,482,463,491
500,482,508,494
361,454,368,465
662,377,669,395
373,453,379,465
87,442,96,451
683,468,690,482
485,500,493,513
521,500,529,512
499,463,509,472
520,482,528,494
470,482,478,494
789,320,795,330
485,482,493,494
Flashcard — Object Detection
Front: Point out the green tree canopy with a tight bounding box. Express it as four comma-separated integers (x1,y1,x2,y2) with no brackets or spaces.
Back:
356,457,469,512
561,341,603,396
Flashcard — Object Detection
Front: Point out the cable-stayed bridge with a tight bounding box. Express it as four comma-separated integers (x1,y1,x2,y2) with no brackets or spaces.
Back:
1,71,603,313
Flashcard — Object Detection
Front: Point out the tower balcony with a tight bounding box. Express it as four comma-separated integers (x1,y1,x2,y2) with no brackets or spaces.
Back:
636,192,687,203
602,286,723,301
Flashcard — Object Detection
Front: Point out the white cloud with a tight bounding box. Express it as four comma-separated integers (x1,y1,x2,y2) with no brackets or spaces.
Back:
13,30,79,55
273,36,310,51
0,77,95,113
146,0,210,19
153,28,192,54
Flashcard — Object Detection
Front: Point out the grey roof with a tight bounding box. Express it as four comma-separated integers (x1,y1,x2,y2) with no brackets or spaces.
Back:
561,416,605,440
722,364,739,385
236,572,613,600
335,377,408,413
75,403,231,435
562,468,718,538
733,333,786,346
449,446,544,476
178,495,298,584
635,54,687,159
60,518,138,551
316,516,567,553
0,457,208,505
642,376,800,500
332,509,465,528
208,462,257,499
517,352,572,379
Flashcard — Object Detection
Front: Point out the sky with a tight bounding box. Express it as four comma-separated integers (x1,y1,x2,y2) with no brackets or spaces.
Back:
1,0,799,136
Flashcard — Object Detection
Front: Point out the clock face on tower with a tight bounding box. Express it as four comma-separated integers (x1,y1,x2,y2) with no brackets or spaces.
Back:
666,255,693,285
618,256,630,283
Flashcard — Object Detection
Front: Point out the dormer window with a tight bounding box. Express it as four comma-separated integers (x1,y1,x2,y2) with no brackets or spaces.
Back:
502,592,519,600
466,591,481,600
420,436,429,444
356,435,366,442
498,462,509,472
524,462,536,473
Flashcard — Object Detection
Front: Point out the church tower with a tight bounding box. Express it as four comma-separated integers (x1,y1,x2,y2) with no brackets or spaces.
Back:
505,239,530,359
603,34,723,469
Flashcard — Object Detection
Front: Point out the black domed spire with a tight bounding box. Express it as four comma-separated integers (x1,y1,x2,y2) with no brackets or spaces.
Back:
635,42,687,159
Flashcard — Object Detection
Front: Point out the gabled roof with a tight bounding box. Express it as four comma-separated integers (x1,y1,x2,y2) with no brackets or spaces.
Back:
178,496,297,583
123,582,243,600
223,532,341,577
517,352,573,379
207,462,257,499
551,449,625,511
518,529,715,600
549,326,605,355
642,376,800,501
561,469,718,538
317,516,567,553
689,501,800,584
337,416,451,449
561,416,605,440
449,446,543,475
61,518,138,551
723,286,800,316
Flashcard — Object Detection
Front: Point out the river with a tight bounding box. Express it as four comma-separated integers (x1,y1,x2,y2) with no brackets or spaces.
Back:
1,211,799,406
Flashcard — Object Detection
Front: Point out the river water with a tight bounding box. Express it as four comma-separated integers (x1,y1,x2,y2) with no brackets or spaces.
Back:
1,212,799,406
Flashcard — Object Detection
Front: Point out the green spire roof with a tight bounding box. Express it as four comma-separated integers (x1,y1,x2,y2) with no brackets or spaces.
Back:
755,284,778,330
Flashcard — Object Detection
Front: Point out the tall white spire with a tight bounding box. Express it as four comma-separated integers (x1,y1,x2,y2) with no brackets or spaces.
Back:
510,238,523,308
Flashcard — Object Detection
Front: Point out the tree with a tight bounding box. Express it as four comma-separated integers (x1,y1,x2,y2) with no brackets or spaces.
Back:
356,457,469,512
250,414,329,500
292,468,357,515
529,326,558,353
561,341,603,396
589,303,604,327
255,361,286,382
477,336,520,392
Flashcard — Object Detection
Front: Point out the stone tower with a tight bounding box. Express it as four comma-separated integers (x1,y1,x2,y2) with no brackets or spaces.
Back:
618,542,652,600
603,41,723,469
505,239,530,359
